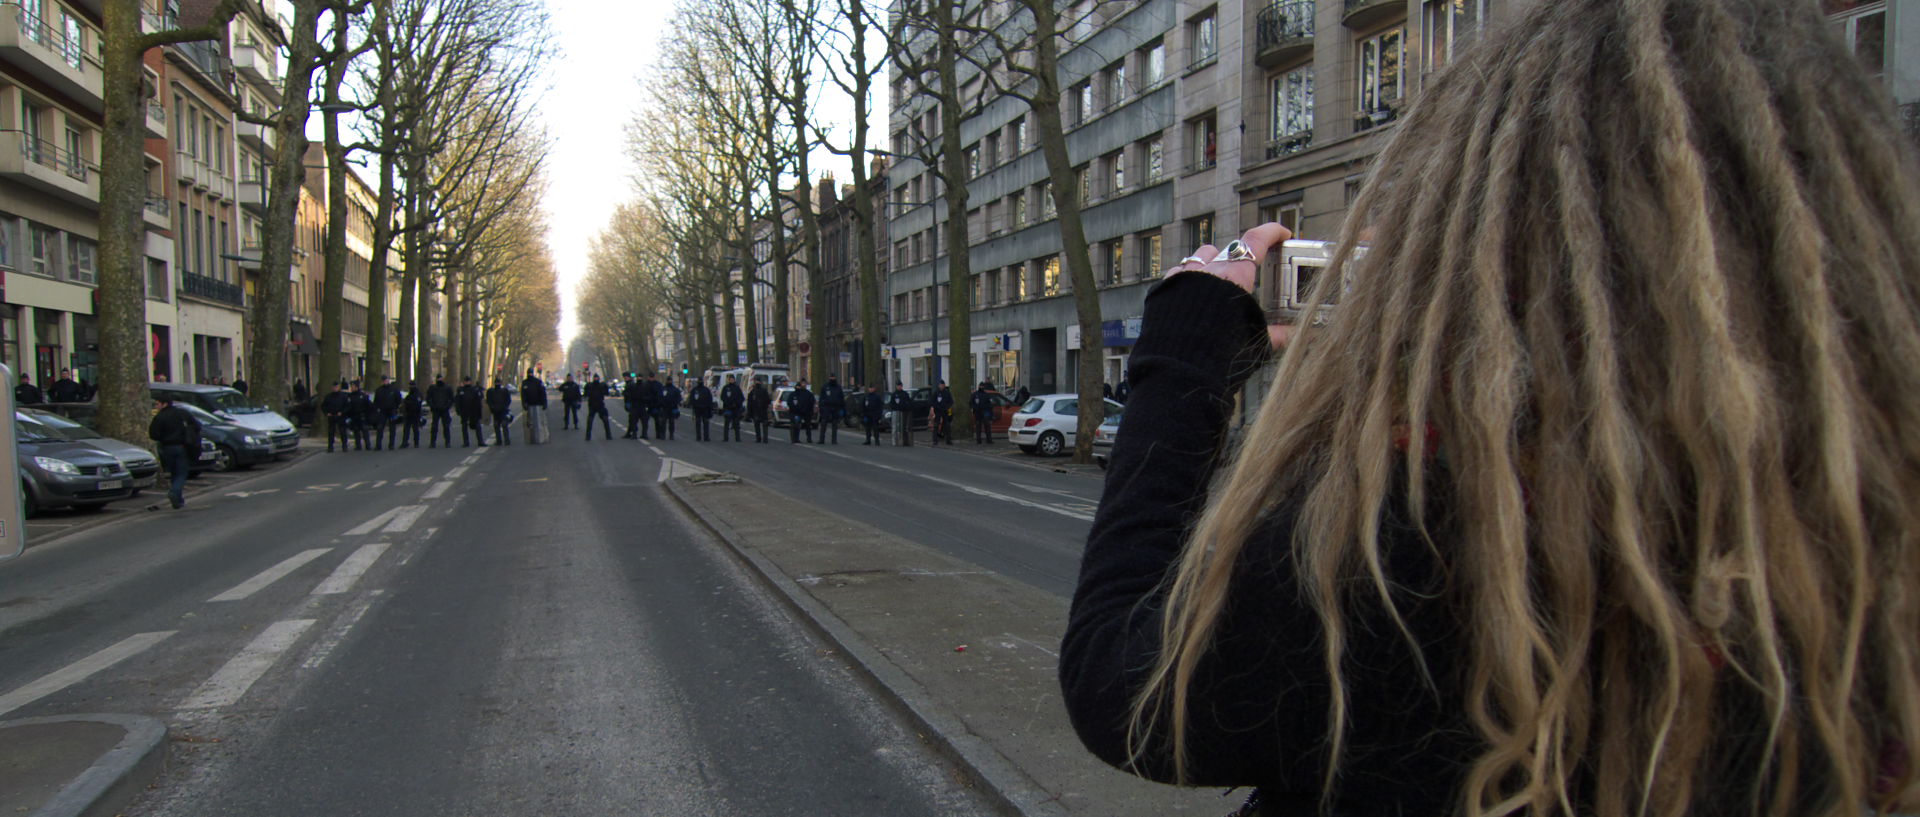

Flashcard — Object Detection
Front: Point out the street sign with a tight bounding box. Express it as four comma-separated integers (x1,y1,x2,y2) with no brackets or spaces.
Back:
0,364,25,562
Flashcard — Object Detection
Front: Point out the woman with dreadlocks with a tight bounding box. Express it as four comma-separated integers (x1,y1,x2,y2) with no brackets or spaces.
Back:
1061,1,1920,816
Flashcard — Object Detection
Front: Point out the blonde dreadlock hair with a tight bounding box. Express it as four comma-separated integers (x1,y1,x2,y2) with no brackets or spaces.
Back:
1133,0,1920,816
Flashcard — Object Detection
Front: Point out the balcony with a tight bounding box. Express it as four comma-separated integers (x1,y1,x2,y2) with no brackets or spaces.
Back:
1256,1,1315,67
143,195,170,230
237,120,275,152
205,170,235,201
181,271,245,307
174,150,207,188
144,101,167,138
0,3,105,110
0,129,99,206
1343,0,1401,29
238,177,266,215
231,40,280,91
1265,130,1314,160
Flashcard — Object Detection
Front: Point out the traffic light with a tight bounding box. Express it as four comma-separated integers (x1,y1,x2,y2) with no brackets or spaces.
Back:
680,362,690,376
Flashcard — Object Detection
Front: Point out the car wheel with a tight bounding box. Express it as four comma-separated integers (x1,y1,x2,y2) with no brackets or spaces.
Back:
1038,431,1065,457
211,445,236,473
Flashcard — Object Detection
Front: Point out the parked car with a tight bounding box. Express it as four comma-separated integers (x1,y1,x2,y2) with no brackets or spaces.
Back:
25,402,220,474
771,386,795,427
1008,394,1124,457
175,403,277,472
972,387,1021,434
1091,411,1121,469
149,382,300,457
15,413,137,516
18,408,159,493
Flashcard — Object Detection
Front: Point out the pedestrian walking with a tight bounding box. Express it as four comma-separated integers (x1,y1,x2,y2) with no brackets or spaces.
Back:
859,384,885,445
322,381,350,452
687,378,714,441
747,381,772,443
559,374,583,429
817,376,845,444
970,382,997,444
931,381,955,445
720,375,745,441
456,376,487,447
889,383,915,446
657,379,681,440
787,379,816,443
427,375,455,447
14,374,43,405
400,382,423,448
345,380,373,451
485,378,513,445
372,375,401,450
520,368,548,444
48,369,82,402
147,393,200,510
583,373,613,440
1062,5,1920,817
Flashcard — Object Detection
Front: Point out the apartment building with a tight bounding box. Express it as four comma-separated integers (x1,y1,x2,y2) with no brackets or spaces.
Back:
814,164,890,385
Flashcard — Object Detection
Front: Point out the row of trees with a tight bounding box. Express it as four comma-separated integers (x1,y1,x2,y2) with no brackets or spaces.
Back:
577,0,1119,461
93,0,558,444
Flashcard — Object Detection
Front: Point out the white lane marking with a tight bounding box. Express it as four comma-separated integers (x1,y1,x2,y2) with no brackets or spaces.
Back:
225,489,281,498
470,445,491,455
0,631,176,717
1008,482,1099,502
422,481,452,500
343,507,403,536
382,505,427,533
645,444,664,456
1003,632,1062,658
656,458,719,483
302,591,381,670
208,549,332,602
812,447,1096,521
178,619,316,711
311,543,389,595
444,466,468,479
395,477,433,486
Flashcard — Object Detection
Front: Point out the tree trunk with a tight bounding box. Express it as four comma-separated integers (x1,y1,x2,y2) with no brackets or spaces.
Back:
242,0,320,424
935,0,974,433
93,0,153,445
314,105,350,435
767,169,792,366
365,145,395,382
738,203,759,363
721,269,740,367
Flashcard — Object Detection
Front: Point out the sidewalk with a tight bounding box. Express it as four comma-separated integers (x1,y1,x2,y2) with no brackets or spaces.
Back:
665,474,1227,816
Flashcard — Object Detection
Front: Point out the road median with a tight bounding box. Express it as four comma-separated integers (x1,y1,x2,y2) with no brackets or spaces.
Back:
663,474,1226,816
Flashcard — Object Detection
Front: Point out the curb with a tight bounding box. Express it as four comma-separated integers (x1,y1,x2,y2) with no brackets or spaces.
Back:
662,477,1069,817
3,713,167,817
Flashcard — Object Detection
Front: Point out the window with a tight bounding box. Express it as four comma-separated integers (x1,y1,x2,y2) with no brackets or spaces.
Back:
985,132,1000,166
893,292,909,321
1358,27,1406,121
1138,232,1162,280
937,283,949,316
1010,116,1027,153
1188,114,1218,171
147,259,169,302
1104,61,1127,107
1107,150,1125,193
0,217,12,269
1828,1,1887,81
1077,164,1090,203
28,224,55,276
1075,81,1094,123
967,145,980,178
1105,241,1125,285
177,204,189,271
973,272,986,306
63,126,84,177
1008,265,1025,301
1423,0,1486,73
213,125,226,173
59,9,82,68
67,237,95,284
1144,40,1166,85
1146,136,1165,181
1041,256,1062,297
1039,181,1056,217
1262,200,1306,240
1268,65,1315,157
912,289,925,321
911,232,924,264
1013,191,1027,227
1189,10,1218,67
1186,214,1214,249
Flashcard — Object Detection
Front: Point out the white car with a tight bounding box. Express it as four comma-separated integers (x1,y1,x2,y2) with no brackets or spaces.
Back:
1008,394,1123,457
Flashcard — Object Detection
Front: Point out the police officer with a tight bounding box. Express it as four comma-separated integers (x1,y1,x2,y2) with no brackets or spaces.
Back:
931,380,956,445
372,374,402,450
787,379,816,444
622,374,644,438
427,374,456,448
345,380,374,451
970,381,997,443
559,374,583,429
322,381,351,452
456,376,487,447
687,378,714,441
583,373,613,440
860,384,886,445
657,378,682,440
486,377,513,445
817,376,845,444
720,375,745,441
639,373,664,439
747,381,773,443
400,381,424,448
14,374,44,405
890,382,916,446
520,368,548,444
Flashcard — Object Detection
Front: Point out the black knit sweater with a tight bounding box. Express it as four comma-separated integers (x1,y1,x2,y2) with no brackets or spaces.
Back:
1059,272,1475,814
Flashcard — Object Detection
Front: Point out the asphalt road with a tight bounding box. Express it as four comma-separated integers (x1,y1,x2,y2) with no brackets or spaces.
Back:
0,422,1016,816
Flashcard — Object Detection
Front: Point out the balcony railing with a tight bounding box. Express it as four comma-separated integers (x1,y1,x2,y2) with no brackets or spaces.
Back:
1184,154,1218,175
14,131,90,180
3,3,102,73
1256,1,1315,65
1266,130,1314,159
181,271,245,307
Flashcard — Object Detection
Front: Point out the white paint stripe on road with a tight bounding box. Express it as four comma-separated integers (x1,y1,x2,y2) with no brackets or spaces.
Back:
811,447,1096,521
469,445,490,455
645,444,664,456
382,505,427,533
0,631,176,717
208,549,332,602
444,466,468,479
178,619,315,711
311,543,389,595
343,507,402,536
422,480,452,500
302,591,380,670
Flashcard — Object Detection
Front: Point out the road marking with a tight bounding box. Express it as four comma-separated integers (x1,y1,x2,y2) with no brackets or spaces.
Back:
813,447,1097,521
0,632,176,717
344,507,403,536
656,458,718,483
645,444,664,456
303,592,381,670
225,489,281,498
382,505,427,533
1008,482,1098,502
208,549,332,602
395,477,432,486
518,477,548,483
470,446,491,456
422,481,452,500
178,619,316,711
312,543,389,595
444,466,468,479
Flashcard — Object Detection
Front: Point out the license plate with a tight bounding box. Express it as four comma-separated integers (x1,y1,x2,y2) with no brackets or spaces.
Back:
97,480,123,490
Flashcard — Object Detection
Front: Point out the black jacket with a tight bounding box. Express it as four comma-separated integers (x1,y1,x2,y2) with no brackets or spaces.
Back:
485,385,512,416
148,404,200,447
746,385,772,421
402,389,424,419
521,377,547,408
933,388,955,414
48,378,82,402
373,383,402,415
788,386,816,419
687,384,714,414
657,385,682,416
970,388,996,418
15,382,43,404
820,382,846,415
720,383,745,415
321,390,348,418
890,388,914,413
560,381,583,405
860,391,886,421
584,380,609,409
344,390,373,424
456,385,485,418
427,381,455,412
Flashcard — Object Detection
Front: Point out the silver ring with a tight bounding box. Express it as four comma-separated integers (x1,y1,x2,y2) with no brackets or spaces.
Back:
1214,240,1259,264
1178,254,1207,265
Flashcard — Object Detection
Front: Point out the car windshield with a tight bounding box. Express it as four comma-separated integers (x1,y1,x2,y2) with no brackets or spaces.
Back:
178,404,227,426
21,410,98,440
203,389,264,414
14,416,62,443
1020,398,1045,413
